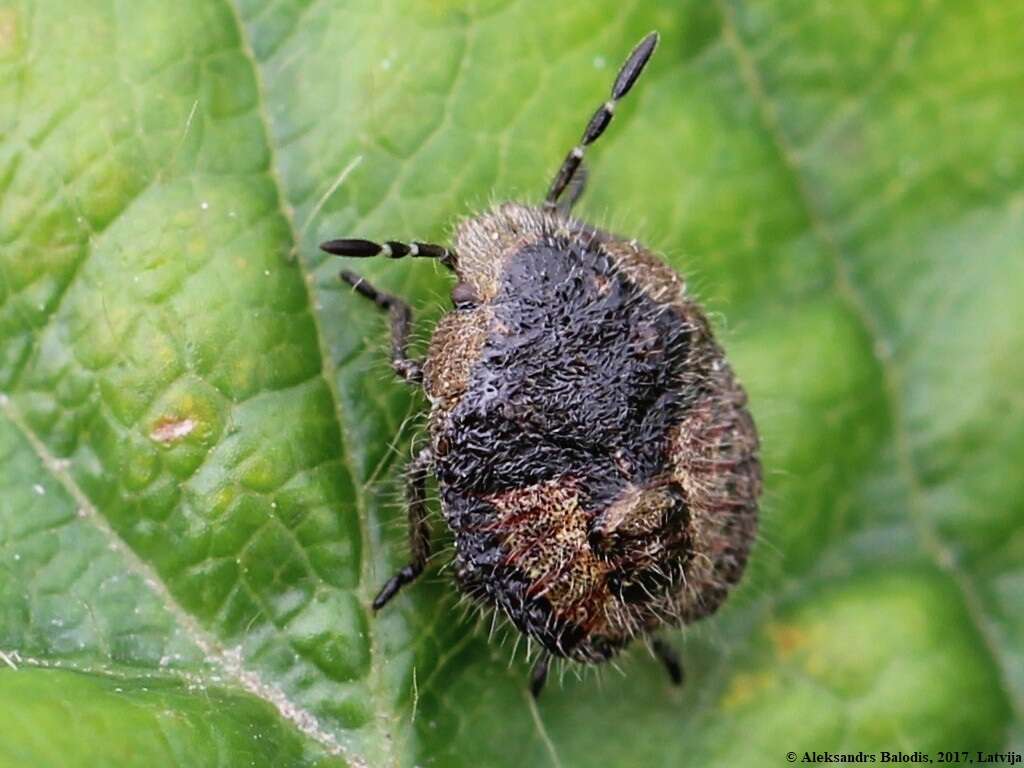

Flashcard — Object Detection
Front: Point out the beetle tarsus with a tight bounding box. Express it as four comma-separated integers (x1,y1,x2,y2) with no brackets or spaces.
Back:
530,653,551,698
652,638,684,686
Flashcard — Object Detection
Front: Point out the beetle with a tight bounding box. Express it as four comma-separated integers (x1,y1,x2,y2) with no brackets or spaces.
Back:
321,31,761,696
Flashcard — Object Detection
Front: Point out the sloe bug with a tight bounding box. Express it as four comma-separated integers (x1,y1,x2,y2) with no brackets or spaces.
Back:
321,31,761,696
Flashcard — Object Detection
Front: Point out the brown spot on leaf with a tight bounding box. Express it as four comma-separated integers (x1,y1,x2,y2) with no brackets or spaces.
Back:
150,417,196,444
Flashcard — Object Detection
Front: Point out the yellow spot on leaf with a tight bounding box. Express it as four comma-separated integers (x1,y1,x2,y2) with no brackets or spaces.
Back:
0,8,18,56
720,671,774,710
768,622,811,659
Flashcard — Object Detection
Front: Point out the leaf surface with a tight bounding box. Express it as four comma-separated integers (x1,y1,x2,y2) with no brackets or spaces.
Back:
0,1,1021,766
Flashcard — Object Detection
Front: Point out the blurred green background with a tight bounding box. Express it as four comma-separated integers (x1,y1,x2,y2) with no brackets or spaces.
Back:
0,1,1021,766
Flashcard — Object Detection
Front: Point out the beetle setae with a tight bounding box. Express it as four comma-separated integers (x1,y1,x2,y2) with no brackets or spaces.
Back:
321,32,761,696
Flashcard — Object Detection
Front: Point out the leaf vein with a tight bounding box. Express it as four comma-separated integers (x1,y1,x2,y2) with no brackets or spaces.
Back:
0,395,358,765
717,0,1023,721
221,0,408,764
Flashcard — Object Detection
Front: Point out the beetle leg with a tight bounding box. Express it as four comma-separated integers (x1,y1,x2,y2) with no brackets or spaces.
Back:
530,652,552,698
652,638,684,686
556,161,588,215
339,270,423,384
372,447,434,610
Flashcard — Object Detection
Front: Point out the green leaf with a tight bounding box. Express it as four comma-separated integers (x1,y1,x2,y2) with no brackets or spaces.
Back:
1,1,1021,766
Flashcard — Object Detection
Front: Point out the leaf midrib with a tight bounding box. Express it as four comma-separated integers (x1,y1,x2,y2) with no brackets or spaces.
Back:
225,0,1023,751
0,395,356,764
5,1,409,763
222,1,406,765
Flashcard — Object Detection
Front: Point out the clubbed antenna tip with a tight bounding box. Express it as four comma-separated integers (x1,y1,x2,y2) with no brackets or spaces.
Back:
544,30,661,210
612,31,660,101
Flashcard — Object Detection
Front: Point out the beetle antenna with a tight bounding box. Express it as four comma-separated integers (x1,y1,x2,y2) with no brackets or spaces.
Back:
321,238,456,270
544,31,659,211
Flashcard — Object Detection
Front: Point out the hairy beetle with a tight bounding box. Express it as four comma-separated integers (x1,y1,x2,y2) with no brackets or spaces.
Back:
321,32,761,696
